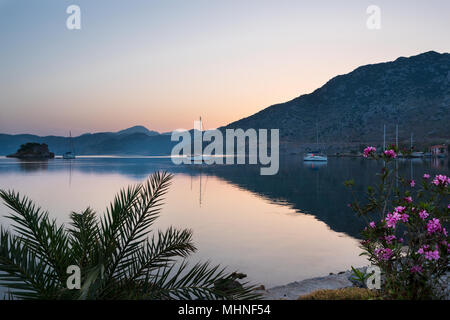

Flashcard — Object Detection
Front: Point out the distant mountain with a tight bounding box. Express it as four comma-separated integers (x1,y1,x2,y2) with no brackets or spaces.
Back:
0,126,175,156
223,51,450,151
2,52,449,156
116,125,159,136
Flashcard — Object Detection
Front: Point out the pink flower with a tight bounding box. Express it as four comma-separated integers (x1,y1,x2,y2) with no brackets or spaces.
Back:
417,246,426,255
394,206,406,214
423,174,430,179
363,146,376,158
401,213,409,222
369,221,376,228
410,180,415,187
385,211,402,228
374,248,394,261
424,250,440,261
427,218,442,234
410,265,423,273
384,149,397,158
385,235,396,244
417,245,439,260
418,210,429,220
432,175,449,187
404,196,413,203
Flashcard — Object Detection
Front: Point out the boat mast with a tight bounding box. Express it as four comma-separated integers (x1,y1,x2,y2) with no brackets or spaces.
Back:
383,124,386,150
69,131,75,154
396,124,398,147
316,121,319,148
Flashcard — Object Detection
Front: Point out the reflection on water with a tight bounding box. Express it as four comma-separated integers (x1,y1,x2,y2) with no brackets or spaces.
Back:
0,156,448,288
17,159,50,172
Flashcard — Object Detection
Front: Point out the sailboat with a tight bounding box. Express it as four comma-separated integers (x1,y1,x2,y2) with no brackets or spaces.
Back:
303,122,328,162
63,131,76,159
187,117,211,163
409,132,424,158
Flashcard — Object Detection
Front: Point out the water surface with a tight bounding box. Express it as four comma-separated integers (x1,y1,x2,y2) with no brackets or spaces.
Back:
0,156,448,289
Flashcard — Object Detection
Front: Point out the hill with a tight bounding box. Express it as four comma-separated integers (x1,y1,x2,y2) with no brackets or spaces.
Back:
0,126,174,156
223,51,450,152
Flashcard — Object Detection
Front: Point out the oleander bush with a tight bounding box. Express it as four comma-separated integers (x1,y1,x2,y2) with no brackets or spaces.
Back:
346,146,449,300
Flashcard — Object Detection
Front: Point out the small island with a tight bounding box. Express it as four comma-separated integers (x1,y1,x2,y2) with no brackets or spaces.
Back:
6,143,55,159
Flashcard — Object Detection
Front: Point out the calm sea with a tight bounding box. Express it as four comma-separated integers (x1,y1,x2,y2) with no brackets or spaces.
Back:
0,155,448,290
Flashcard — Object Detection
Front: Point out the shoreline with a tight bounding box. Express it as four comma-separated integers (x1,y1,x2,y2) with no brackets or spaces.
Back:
258,267,367,300
259,265,450,300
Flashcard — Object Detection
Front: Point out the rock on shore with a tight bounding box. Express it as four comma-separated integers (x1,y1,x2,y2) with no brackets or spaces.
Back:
259,265,450,300
259,269,361,300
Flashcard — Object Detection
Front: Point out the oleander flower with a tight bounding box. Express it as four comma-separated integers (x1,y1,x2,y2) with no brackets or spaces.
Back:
417,245,429,255
384,149,397,158
424,250,440,261
410,265,423,273
410,180,415,187
394,206,406,213
374,247,394,261
426,218,442,234
363,146,376,158
400,213,409,222
385,235,396,244
385,211,402,228
432,174,449,187
418,210,429,220
423,173,430,179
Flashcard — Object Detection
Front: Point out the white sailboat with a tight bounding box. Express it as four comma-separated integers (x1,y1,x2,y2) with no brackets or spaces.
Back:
409,132,424,158
303,153,328,161
63,131,76,159
187,117,211,163
304,122,327,162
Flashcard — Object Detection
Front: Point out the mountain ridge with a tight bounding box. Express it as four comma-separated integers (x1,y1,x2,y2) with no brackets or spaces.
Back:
1,51,449,155
223,51,450,150
0,126,175,156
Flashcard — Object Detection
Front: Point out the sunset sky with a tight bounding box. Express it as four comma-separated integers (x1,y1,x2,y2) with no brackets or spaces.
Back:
1,0,449,136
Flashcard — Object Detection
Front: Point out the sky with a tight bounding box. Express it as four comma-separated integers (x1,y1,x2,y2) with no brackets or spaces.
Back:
0,0,449,136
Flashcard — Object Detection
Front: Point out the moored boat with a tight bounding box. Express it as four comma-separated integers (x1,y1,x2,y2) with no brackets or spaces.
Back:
303,153,328,161
62,131,76,160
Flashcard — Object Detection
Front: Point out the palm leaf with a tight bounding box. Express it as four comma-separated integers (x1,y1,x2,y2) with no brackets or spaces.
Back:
0,228,59,299
69,207,99,268
127,226,196,282
0,190,71,280
143,261,261,300
0,172,260,300
105,172,173,281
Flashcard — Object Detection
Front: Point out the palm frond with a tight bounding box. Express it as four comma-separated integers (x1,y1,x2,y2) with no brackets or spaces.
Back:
98,183,142,261
144,261,261,300
0,190,71,280
69,208,99,267
105,172,173,280
0,228,59,299
0,172,260,300
127,226,196,282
